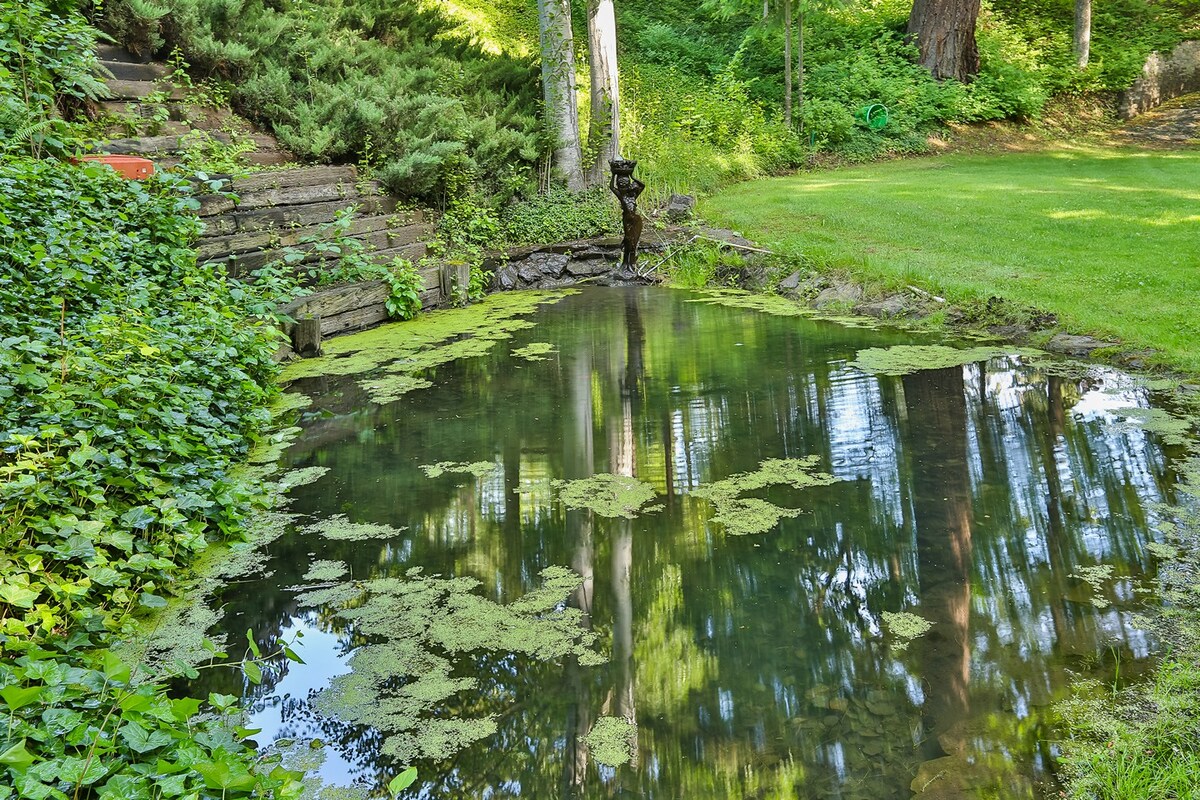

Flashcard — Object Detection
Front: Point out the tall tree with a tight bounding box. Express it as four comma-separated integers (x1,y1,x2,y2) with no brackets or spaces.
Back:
538,0,585,191
906,0,981,82
586,0,621,184
1074,0,1091,68
783,0,794,127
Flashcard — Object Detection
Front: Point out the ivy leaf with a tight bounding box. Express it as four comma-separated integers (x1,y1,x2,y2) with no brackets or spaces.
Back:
118,506,156,530
119,721,175,754
57,755,109,785
194,760,258,791
0,582,40,609
0,740,35,770
103,651,131,684
0,686,43,711
138,592,168,609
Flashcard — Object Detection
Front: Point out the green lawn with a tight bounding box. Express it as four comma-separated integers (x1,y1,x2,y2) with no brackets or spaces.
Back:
702,145,1200,373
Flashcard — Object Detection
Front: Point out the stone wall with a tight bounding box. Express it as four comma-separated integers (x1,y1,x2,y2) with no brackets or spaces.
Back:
487,234,670,292
1119,40,1200,119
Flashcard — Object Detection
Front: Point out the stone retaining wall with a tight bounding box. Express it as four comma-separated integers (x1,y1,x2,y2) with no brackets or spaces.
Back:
1120,40,1200,118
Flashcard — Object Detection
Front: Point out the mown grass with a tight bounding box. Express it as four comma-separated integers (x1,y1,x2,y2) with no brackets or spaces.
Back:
702,145,1200,373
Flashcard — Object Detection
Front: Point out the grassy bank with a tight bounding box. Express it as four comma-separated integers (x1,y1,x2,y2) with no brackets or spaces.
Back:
702,145,1200,373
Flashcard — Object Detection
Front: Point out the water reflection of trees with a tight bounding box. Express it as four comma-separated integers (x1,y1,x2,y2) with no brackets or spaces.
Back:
194,288,1175,798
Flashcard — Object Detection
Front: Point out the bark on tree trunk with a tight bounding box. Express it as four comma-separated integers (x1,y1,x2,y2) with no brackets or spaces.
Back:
1074,0,1091,68
783,0,793,128
586,0,621,186
906,0,981,82
538,0,585,191
796,2,804,123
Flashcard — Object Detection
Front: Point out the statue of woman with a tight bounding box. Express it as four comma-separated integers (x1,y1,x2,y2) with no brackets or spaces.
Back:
609,159,645,274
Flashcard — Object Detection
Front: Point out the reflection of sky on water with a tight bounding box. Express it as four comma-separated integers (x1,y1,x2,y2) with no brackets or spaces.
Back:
183,288,1186,799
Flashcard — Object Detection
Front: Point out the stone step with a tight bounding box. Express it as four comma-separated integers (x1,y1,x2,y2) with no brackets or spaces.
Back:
200,194,399,235
370,242,429,266
104,79,186,101
100,59,170,82
198,215,429,260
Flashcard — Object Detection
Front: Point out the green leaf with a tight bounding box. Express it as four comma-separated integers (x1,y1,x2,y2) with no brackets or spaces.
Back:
0,582,41,609
118,506,156,530
245,628,260,658
103,651,131,684
283,646,305,664
388,766,418,795
119,720,175,753
138,592,168,609
0,685,43,711
0,740,35,770
243,660,262,685
56,754,109,785
195,760,258,791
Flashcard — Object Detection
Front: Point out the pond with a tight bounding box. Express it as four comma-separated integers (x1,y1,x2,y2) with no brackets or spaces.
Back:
181,287,1187,799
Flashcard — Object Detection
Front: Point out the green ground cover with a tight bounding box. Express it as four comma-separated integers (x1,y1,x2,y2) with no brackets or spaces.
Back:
703,146,1200,373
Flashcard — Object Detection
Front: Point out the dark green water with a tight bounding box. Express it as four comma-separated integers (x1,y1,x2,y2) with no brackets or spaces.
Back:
194,287,1179,799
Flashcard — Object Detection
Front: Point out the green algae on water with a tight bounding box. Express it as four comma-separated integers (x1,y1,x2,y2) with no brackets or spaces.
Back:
882,611,933,651
304,514,408,541
850,345,1035,376
692,456,840,535
511,342,557,361
360,374,433,404
303,560,349,582
1112,407,1196,448
277,466,330,493
421,460,499,479
1071,564,1115,608
552,474,659,518
281,291,576,384
688,289,813,317
309,565,603,763
586,716,637,767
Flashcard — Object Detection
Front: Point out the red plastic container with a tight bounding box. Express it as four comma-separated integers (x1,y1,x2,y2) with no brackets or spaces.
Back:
79,154,155,180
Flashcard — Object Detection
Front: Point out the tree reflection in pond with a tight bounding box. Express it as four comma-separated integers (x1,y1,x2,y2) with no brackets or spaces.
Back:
185,288,1179,799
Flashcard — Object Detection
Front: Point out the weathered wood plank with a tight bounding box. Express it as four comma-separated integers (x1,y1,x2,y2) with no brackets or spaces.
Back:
232,182,353,210
99,60,170,81
229,195,398,232
104,79,186,101
280,281,390,320
231,166,356,194
198,216,428,260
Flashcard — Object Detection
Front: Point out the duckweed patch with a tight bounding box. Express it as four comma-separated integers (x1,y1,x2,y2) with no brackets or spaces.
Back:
552,474,659,518
281,292,576,388
688,289,812,317
586,716,637,767
693,456,840,535
360,374,433,404
278,467,330,493
1113,407,1196,448
310,566,603,763
1071,564,1115,608
304,560,349,582
1148,542,1179,560
421,460,499,479
882,611,934,650
512,342,557,361
304,514,408,541
850,345,1033,376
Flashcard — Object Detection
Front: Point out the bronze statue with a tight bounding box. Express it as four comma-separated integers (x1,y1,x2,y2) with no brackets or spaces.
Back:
609,158,645,274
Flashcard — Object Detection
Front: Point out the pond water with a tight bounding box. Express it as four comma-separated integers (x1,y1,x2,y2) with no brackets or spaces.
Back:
186,287,1185,799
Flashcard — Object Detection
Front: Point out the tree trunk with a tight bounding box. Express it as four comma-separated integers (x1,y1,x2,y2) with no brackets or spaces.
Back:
906,0,981,82
796,2,804,123
783,0,793,128
586,0,621,186
538,0,585,191
1074,0,1091,68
